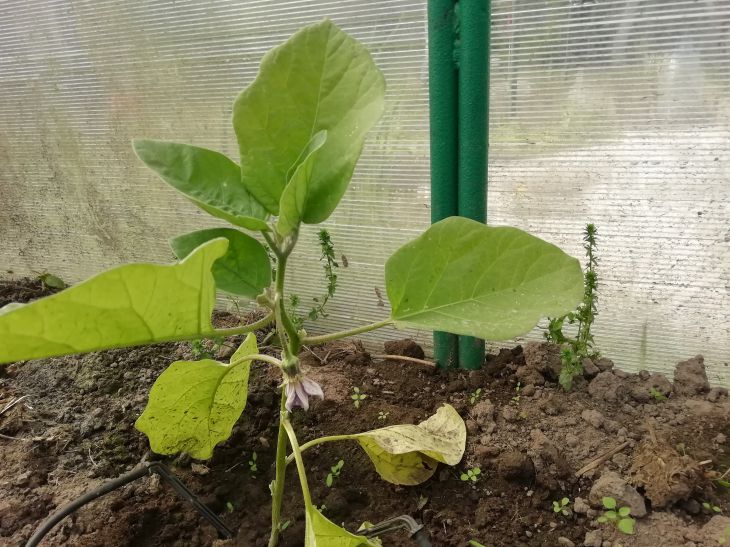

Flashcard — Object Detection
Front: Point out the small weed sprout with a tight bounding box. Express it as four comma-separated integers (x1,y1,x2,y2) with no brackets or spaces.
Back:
597,497,635,535
248,451,258,476
326,459,344,487
226,501,234,513
552,497,571,516
351,387,367,409
546,224,600,391
468,541,487,547
702,501,722,513
377,411,389,421
277,520,291,532
511,382,522,405
469,388,482,405
460,467,481,483
316,504,327,513
719,525,730,545
649,387,667,401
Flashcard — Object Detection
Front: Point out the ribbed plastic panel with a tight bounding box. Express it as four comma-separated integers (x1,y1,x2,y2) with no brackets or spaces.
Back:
488,0,730,385
1,2,728,385
0,1,432,348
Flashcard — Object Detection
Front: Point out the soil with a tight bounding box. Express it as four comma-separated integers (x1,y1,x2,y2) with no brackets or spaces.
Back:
1,278,729,547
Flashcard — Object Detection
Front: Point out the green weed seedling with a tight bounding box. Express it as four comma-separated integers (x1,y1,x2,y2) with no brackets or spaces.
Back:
597,497,635,535
468,541,487,547
552,497,571,517
351,387,368,409
702,501,722,513
0,20,584,546
469,388,482,405
249,451,258,476
546,224,600,390
461,467,481,483
649,387,667,402
377,411,389,422
511,382,522,405
326,459,344,487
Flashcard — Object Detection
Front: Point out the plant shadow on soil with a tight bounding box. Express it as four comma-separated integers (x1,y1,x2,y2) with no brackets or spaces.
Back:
0,278,728,547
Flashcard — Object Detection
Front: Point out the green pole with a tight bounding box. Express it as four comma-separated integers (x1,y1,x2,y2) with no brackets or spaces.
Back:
457,0,490,369
428,0,459,369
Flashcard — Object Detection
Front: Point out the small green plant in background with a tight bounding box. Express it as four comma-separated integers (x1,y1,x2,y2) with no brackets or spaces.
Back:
468,541,486,547
277,520,291,533
34,271,67,290
377,411,389,422
469,388,482,405
351,387,368,409
190,336,224,360
511,382,522,405
719,525,730,545
546,223,600,390
597,497,635,535
248,451,258,476
326,459,344,487
552,497,571,516
703,501,722,513
460,467,481,483
649,387,667,401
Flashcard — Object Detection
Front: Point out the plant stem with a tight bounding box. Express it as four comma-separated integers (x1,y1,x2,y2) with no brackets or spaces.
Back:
230,353,282,368
214,313,275,337
268,390,289,547
302,318,394,346
284,434,355,465
282,414,313,508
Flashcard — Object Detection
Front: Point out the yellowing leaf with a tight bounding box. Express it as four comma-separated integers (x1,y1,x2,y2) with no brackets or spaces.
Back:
0,239,227,364
305,505,374,547
135,333,258,459
353,404,466,485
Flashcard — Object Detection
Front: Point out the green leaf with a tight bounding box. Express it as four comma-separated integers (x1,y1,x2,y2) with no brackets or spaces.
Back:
277,130,328,236
0,239,227,364
352,404,466,485
135,333,257,459
617,518,635,535
602,497,617,510
305,505,374,546
233,19,385,220
618,506,631,517
604,510,617,520
170,228,271,298
385,217,584,340
133,139,269,231
597,516,608,524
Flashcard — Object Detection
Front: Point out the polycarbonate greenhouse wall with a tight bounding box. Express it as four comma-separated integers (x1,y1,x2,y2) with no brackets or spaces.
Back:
0,1,727,385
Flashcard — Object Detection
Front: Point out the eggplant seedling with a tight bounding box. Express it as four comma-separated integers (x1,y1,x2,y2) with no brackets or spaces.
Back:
0,19,584,546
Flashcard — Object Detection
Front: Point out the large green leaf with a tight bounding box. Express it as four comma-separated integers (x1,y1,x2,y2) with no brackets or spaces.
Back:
305,505,374,547
135,333,258,459
233,19,385,221
0,239,227,364
386,217,584,340
277,130,328,236
133,139,269,231
170,228,271,298
352,404,466,485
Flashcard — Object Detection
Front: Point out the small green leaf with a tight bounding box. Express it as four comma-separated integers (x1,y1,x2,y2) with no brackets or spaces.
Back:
604,510,617,520
618,506,631,517
305,505,374,546
617,517,635,535
353,404,466,485
135,332,258,459
233,19,385,221
326,474,333,487
597,516,608,523
385,217,584,340
170,228,271,298
0,239,227,364
133,139,269,230
561,497,569,505
602,497,617,510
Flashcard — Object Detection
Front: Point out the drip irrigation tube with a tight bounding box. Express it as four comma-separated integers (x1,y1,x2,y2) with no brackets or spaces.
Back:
25,462,233,547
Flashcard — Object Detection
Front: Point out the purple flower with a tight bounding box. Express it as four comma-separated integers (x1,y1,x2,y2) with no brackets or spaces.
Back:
285,376,324,411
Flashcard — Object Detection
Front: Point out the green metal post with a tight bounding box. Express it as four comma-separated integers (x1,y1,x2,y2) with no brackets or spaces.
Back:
428,0,459,369
457,0,490,369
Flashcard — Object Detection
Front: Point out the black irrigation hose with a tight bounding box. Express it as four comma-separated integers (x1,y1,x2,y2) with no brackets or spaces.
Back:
25,462,233,547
